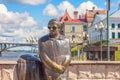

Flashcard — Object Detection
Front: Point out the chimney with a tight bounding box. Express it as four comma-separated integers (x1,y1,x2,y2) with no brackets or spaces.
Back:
92,6,95,12
74,11,78,19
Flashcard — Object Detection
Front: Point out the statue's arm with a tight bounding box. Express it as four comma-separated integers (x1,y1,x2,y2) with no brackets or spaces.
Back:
38,40,65,73
62,55,71,69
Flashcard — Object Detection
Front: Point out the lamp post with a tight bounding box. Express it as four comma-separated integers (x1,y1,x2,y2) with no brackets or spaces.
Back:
82,32,88,60
95,22,104,61
107,0,110,61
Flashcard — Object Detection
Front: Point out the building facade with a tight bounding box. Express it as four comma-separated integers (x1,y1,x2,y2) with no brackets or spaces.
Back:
60,10,86,44
88,6,120,45
63,22,84,43
88,14,107,43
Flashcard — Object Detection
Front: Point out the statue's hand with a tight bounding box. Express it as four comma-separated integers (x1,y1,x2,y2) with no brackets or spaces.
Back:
53,62,65,73
58,65,65,74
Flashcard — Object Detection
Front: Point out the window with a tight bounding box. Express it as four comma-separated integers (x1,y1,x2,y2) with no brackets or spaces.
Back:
64,17,68,21
118,24,120,29
112,32,115,39
83,25,87,31
72,35,75,41
118,32,120,38
71,26,75,32
111,24,115,29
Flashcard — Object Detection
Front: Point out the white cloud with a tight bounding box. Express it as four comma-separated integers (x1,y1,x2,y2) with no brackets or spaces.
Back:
43,1,99,18
43,4,58,17
1,0,46,5
57,1,75,16
77,1,98,15
0,4,48,43
0,4,7,14
18,0,46,5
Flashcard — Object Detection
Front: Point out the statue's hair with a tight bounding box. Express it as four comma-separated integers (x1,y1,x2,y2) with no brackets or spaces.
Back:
48,18,61,28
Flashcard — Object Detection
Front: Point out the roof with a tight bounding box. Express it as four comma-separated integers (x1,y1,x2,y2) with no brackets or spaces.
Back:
85,9,107,22
83,46,117,52
60,10,82,24
92,14,106,25
110,9,120,18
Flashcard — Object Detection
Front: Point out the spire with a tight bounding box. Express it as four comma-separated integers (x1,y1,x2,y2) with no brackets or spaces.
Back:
65,9,67,12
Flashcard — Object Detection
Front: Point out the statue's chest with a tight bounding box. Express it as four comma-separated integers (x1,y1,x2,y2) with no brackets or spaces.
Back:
46,40,68,54
43,39,70,64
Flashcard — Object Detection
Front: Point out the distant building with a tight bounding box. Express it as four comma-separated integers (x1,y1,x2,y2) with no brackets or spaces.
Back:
85,7,106,22
60,10,86,44
88,14,107,43
82,7,107,44
82,7,107,28
89,4,120,45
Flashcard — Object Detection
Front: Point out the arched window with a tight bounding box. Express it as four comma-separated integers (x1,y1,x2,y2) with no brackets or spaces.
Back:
71,26,75,32
83,25,87,31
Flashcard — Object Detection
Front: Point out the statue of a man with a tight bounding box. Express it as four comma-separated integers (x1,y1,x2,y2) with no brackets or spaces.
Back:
38,19,71,80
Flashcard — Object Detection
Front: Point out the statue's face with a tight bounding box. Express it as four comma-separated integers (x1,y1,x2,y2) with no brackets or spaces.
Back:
48,21,59,38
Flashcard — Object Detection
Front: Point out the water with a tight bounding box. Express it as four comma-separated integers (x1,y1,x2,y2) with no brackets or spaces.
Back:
0,52,37,61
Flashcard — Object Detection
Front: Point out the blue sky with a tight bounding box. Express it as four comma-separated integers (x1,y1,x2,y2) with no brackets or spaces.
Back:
0,0,120,43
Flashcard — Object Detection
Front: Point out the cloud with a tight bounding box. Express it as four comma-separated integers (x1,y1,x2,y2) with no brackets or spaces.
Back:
43,4,58,17
77,1,98,15
18,0,46,5
57,1,75,18
43,1,99,18
0,4,48,43
1,0,46,5
0,4,7,13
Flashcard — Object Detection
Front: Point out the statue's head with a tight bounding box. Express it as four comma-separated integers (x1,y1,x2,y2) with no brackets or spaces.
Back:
48,19,61,38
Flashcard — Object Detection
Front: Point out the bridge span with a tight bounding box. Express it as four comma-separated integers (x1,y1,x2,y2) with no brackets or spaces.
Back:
0,42,38,56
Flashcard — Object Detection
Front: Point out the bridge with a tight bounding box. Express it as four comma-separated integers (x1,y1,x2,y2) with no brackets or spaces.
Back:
0,42,38,55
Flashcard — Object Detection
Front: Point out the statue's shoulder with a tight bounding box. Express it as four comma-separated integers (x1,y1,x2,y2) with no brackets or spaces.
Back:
39,34,49,42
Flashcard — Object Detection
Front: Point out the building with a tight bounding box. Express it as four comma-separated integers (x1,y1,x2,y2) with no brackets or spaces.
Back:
85,4,120,61
88,14,107,43
89,4,120,45
60,10,86,44
82,7,106,28
82,7,107,44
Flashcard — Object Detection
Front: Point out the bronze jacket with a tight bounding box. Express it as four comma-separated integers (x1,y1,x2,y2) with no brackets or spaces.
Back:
38,34,71,73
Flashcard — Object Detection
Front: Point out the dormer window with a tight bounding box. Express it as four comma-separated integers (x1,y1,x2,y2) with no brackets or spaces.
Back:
64,17,68,21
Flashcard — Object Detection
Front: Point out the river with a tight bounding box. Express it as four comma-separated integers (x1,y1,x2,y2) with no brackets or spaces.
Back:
0,52,37,61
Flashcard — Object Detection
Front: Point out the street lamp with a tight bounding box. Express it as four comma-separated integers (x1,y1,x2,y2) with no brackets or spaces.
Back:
82,32,88,60
106,0,110,61
94,22,104,61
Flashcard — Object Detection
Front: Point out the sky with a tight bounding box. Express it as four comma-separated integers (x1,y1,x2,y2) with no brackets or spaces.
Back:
0,0,120,43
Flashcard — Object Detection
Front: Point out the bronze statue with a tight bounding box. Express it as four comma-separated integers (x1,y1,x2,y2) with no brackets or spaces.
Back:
38,19,71,80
